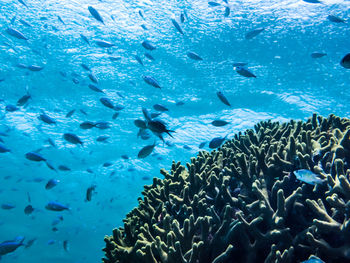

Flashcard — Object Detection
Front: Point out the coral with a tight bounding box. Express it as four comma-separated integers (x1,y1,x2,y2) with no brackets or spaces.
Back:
103,114,350,263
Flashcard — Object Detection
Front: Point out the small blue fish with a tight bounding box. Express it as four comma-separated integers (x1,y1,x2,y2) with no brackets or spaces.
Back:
0,144,10,153
45,201,69,211
302,255,325,263
88,84,104,93
88,73,98,83
1,204,15,210
153,104,169,112
0,236,24,258
38,113,56,124
95,40,115,48
293,169,324,185
6,27,28,40
134,55,144,66
144,53,155,61
142,75,161,88
80,34,90,45
18,0,28,8
88,6,104,24
209,136,227,149
327,15,345,23
171,18,184,35
25,152,46,162
24,205,34,215
311,52,327,58
27,65,44,72
58,165,71,171
216,91,231,106
63,133,83,145
5,104,18,112
19,19,32,27
245,27,265,40
45,179,59,190
142,40,156,51
138,143,156,158
340,53,350,69
235,66,256,78
187,51,203,61
100,97,123,111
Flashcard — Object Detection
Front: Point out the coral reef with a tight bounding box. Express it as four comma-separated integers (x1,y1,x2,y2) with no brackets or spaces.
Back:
103,114,350,263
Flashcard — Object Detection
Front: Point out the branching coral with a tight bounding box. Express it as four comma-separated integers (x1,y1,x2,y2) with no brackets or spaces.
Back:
103,114,350,263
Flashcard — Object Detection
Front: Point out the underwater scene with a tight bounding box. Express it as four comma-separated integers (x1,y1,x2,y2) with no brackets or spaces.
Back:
1,0,350,262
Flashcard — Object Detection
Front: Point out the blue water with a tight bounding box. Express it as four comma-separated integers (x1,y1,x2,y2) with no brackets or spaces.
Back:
0,0,349,262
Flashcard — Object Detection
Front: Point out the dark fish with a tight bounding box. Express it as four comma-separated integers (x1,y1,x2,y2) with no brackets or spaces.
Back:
24,205,34,215
176,101,185,106
134,119,147,129
150,112,162,118
0,144,10,153
187,51,203,61
138,143,156,158
1,204,15,210
199,142,206,148
208,1,221,6
81,63,91,71
180,12,185,23
100,97,123,111
232,62,248,67
19,19,32,27
25,238,36,248
88,84,104,93
80,34,90,45
17,94,31,106
171,18,184,34
140,24,148,30
224,7,230,17
47,138,56,148
142,40,156,51
38,113,56,124
25,152,46,162
142,75,161,88
6,27,28,40
57,15,65,25
27,65,43,71
211,120,229,126
95,40,115,48
0,237,24,257
137,129,152,140
303,0,321,3
95,121,111,129
109,56,121,62
58,165,71,171
96,135,109,142
134,55,144,66
153,104,169,112
216,91,231,106
86,185,96,201
245,27,265,39
18,0,28,8
63,240,69,252
142,107,152,121
45,201,69,211
45,179,59,190
5,104,18,112
148,120,174,137
340,53,350,69
235,66,256,78
88,6,104,24
327,15,345,23
88,73,98,83
209,136,226,149
80,121,96,129
144,53,155,61
121,154,129,159
65,109,75,118
112,112,119,119
63,133,83,145
311,52,327,58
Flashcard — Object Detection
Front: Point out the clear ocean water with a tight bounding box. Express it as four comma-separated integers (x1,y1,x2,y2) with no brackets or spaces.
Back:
0,0,349,262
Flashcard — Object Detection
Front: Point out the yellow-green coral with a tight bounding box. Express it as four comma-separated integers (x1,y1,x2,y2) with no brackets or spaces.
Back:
103,114,350,263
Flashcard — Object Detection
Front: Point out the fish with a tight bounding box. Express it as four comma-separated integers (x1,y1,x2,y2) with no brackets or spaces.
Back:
139,10,144,19
293,169,324,185
27,65,44,71
38,113,56,124
6,27,28,40
86,185,97,201
199,142,206,148
100,97,123,111
327,15,345,23
208,1,221,6
0,144,11,153
121,155,129,159
97,135,109,142
235,66,256,78
142,75,161,88
63,240,69,252
142,40,156,51
1,204,15,210
144,53,155,61
216,91,231,106
137,129,152,140
0,236,25,258
134,119,147,129
187,51,203,61
25,238,36,248
180,12,185,23
301,255,325,263
140,24,148,30
211,120,230,127
45,179,60,190
17,94,31,106
311,52,327,58
209,136,227,149
95,40,115,48
176,101,185,106
19,19,32,27
112,112,119,119
153,104,169,112
65,109,75,118
88,84,104,93
171,18,184,34
81,63,91,71
147,120,174,137
88,73,98,83
95,121,111,129
63,133,83,145
303,0,322,3
340,53,350,69
57,15,65,25
45,201,69,211
150,112,162,118
5,104,18,112
142,107,152,121
134,55,144,66
88,6,104,24
24,205,34,215
138,143,156,158
80,121,96,129
58,165,71,171
109,56,121,62
80,34,90,45
25,152,46,162
245,27,265,39
224,7,230,17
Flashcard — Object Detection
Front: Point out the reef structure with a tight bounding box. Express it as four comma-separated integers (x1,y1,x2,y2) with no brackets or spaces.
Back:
103,114,350,263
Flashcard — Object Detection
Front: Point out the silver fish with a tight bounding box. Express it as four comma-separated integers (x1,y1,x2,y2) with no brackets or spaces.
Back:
88,6,104,24
6,27,28,40
293,169,324,185
245,27,265,40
